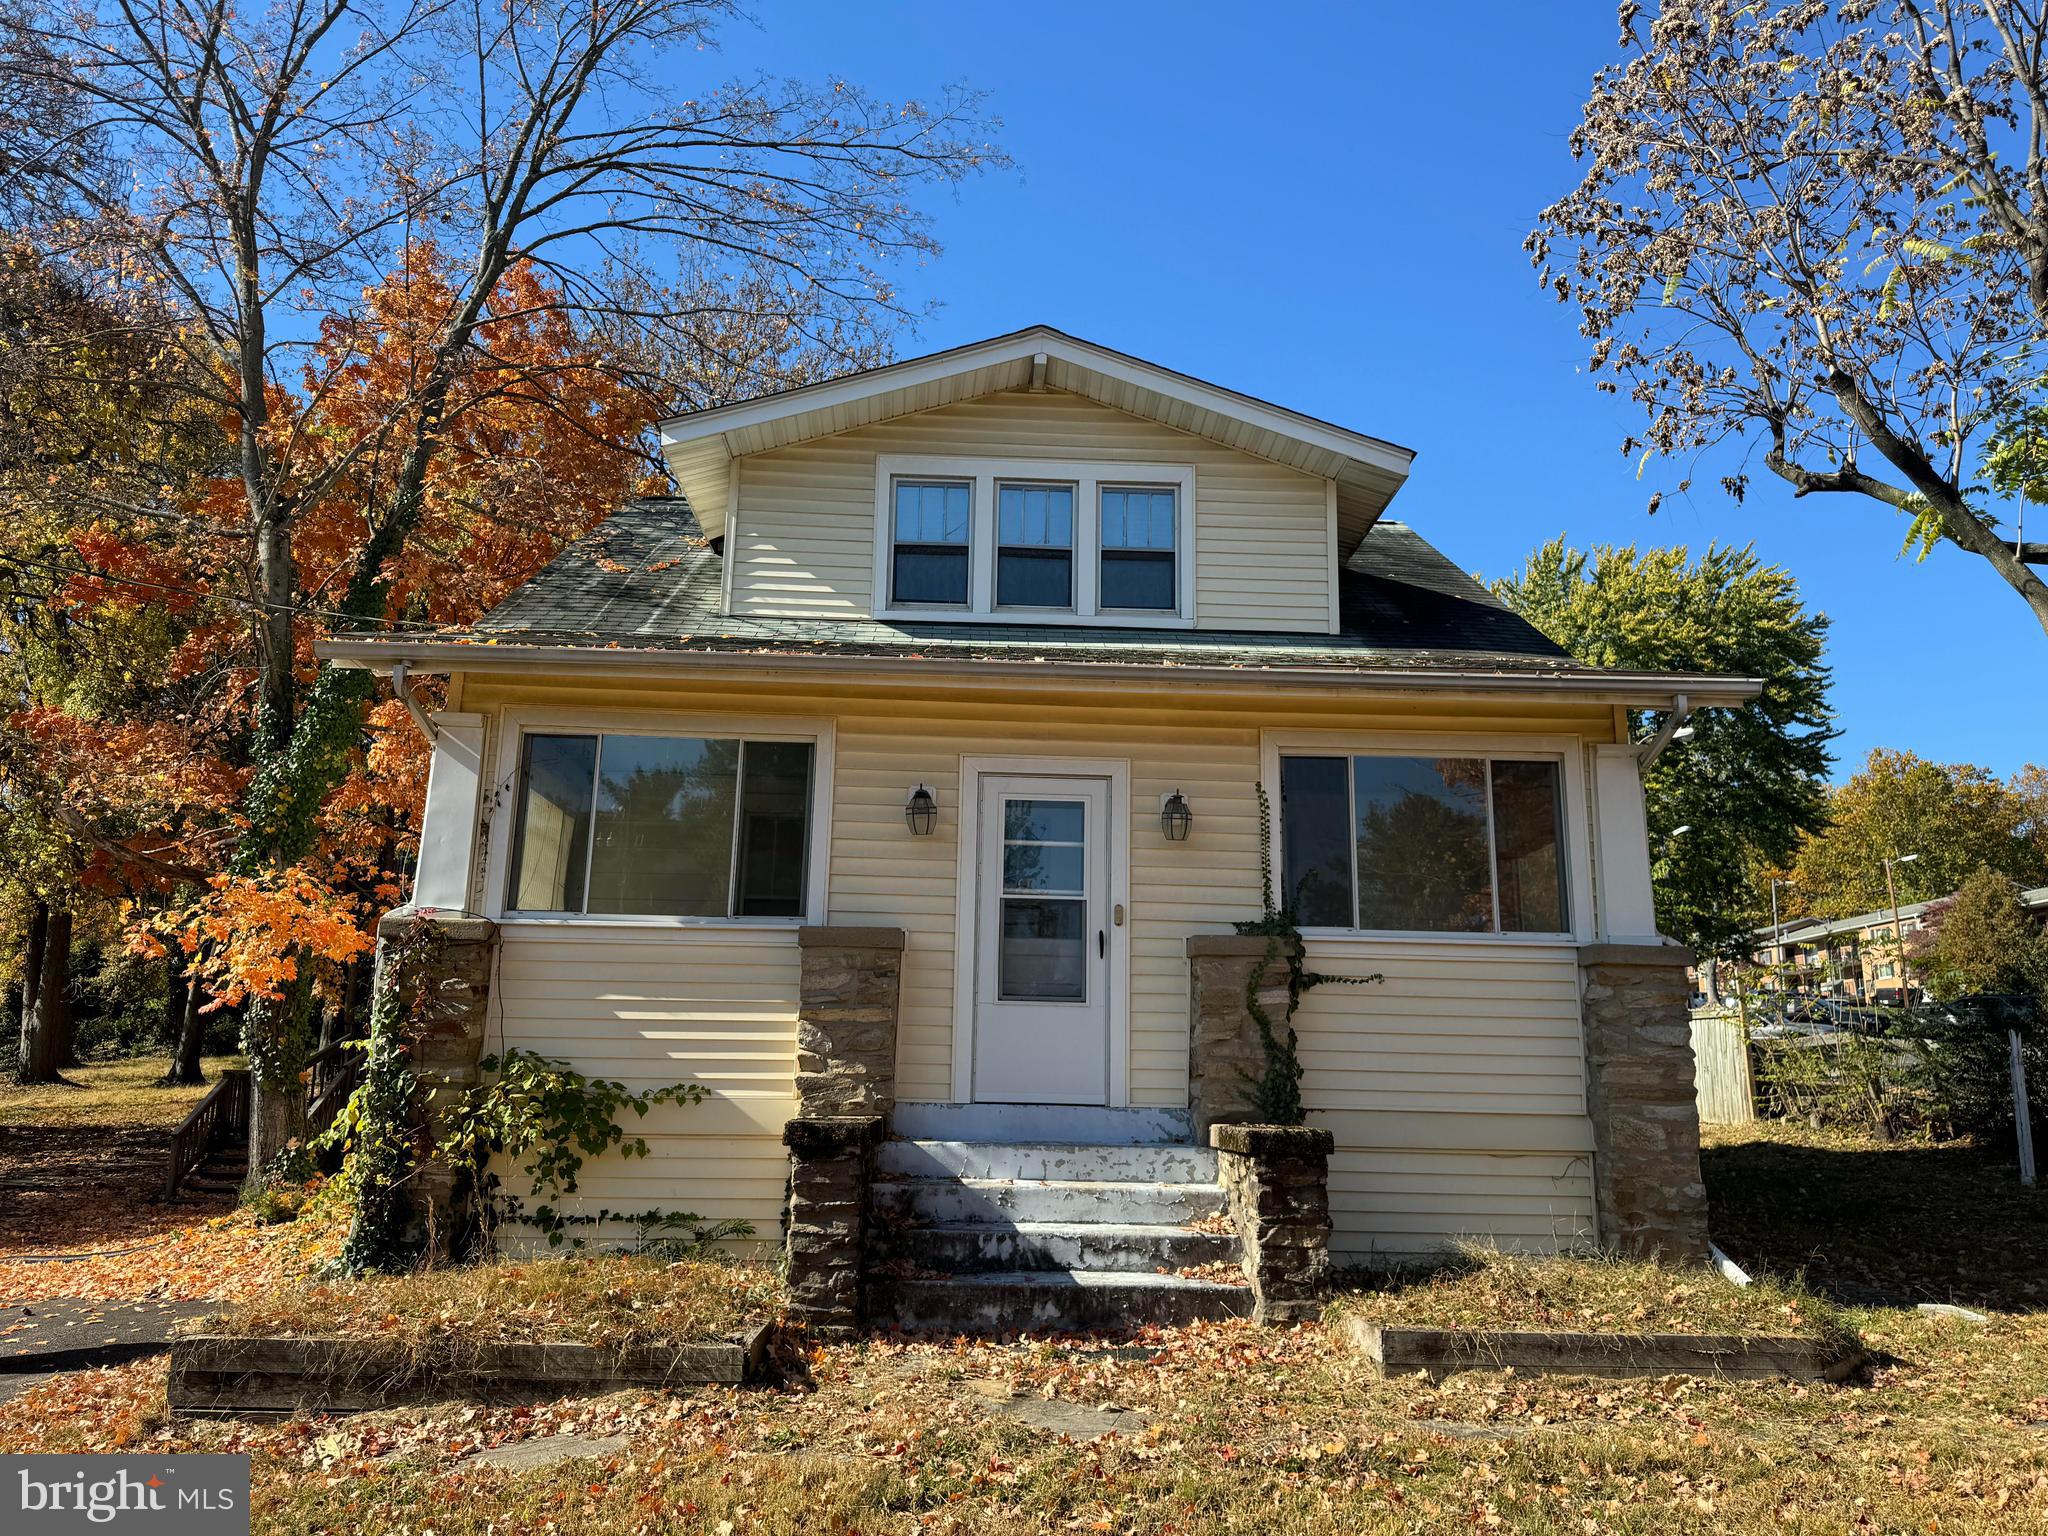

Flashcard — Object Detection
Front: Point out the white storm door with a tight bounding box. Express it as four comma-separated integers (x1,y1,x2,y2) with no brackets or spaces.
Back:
970,775,1112,1105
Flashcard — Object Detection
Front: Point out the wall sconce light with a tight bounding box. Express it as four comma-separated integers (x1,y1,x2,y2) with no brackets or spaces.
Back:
905,785,938,836
1160,789,1193,842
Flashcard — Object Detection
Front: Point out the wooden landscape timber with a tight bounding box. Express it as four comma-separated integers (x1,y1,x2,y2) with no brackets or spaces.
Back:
1340,1316,1866,1384
166,1326,776,1416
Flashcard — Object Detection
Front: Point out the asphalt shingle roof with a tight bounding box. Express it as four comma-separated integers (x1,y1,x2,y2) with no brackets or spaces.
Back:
467,496,1579,674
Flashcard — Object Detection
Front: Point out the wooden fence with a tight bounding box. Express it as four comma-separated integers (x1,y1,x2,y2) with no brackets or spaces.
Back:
1690,1011,1756,1125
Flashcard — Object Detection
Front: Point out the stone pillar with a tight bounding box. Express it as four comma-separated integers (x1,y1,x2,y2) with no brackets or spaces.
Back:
374,908,498,1256
1186,934,1295,1136
1211,1124,1334,1324
1578,942,1711,1263
795,926,905,1117
782,1115,885,1339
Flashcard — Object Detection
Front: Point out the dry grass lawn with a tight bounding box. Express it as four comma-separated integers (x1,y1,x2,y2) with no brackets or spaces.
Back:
0,1055,243,1129
211,1255,784,1353
1330,1246,1857,1351
0,1055,267,1285
2,1117,2045,1533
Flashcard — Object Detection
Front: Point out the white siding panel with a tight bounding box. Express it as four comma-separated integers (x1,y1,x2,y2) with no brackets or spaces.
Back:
728,390,1333,631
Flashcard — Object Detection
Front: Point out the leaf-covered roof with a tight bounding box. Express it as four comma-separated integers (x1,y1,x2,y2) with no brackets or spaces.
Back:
461,496,1583,676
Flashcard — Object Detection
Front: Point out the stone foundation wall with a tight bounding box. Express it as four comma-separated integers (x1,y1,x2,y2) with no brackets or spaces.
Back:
1186,935,1295,1136
796,927,906,1118
1578,942,1710,1263
782,1115,885,1338
373,909,498,1256
1211,1123,1333,1324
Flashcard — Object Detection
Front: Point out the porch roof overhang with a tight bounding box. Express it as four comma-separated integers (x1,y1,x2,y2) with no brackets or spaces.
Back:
657,325,1417,555
318,633,1762,710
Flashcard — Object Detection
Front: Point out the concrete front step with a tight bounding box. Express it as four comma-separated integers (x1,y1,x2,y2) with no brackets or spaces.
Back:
872,1269,1254,1334
890,1102,1195,1145
877,1139,1219,1184
872,1176,1226,1227
886,1220,1239,1275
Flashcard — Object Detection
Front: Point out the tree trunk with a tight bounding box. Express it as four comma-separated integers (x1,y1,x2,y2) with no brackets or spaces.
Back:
245,1069,308,1194
15,902,47,1075
165,963,206,1085
243,978,313,1193
15,908,70,1084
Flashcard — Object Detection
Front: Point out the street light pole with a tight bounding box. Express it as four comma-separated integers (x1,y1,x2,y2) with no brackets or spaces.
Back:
1882,852,1920,1005
1767,876,1796,990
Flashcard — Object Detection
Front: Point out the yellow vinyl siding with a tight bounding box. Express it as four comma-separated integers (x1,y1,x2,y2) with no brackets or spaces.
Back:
1327,1148,1597,1260
488,927,798,1248
461,672,1615,1255
1299,941,1596,1253
1294,941,1587,1116
728,389,1333,631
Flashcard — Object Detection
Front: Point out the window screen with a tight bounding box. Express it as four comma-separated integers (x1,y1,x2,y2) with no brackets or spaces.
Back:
892,480,971,605
1099,486,1176,610
996,482,1074,608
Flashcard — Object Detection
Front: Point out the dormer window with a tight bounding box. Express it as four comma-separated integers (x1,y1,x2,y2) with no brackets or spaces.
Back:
890,479,972,606
996,482,1075,608
874,455,1194,626
1098,486,1177,611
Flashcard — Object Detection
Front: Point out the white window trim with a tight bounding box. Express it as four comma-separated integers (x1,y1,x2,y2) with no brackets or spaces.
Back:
484,706,835,929
1257,729,1594,945
872,454,1196,627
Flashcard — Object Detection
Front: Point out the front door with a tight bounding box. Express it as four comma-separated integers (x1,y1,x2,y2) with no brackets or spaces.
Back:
970,774,1113,1105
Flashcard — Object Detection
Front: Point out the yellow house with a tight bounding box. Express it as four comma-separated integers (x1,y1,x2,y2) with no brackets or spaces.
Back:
325,327,1759,1332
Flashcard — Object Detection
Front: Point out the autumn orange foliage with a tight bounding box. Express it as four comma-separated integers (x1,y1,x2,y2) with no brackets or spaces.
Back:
61,247,653,1007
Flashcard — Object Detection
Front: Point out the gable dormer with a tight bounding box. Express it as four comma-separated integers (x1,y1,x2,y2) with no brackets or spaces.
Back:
657,328,1414,636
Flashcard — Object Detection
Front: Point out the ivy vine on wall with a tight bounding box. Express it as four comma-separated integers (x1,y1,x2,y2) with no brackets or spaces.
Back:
1232,783,1381,1125
439,1048,750,1251
322,920,746,1273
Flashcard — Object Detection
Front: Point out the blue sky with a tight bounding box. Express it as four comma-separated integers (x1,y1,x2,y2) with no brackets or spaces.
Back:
720,3,2043,780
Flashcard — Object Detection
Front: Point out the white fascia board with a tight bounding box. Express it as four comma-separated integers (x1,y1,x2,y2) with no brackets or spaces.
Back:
655,326,1416,482
316,636,1761,708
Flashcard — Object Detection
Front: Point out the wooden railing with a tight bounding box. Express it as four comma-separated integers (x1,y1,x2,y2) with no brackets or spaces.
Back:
304,1039,360,1143
163,1068,251,1199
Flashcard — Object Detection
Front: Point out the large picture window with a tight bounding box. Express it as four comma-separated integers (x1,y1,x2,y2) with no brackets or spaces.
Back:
508,732,814,918
1278,753,1568,934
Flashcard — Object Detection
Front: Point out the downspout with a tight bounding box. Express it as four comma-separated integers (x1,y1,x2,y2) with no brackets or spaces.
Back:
391,660,439,743
1633,692,1691,770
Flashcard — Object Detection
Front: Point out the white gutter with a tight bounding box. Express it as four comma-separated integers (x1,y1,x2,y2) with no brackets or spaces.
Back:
319,637,1763,709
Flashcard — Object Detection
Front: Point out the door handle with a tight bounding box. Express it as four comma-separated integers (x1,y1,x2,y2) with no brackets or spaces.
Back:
1097,929,1106,959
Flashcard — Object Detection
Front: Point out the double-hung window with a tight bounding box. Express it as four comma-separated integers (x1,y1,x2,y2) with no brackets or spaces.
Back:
507,731,814,919
1098,486,1177,611
1278,752,1569,934
875,457,1193,623
996,482,1075,608
890,479,972,606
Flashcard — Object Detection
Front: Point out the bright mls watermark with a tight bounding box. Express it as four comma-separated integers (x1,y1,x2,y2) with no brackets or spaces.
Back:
3,1456,249,1534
